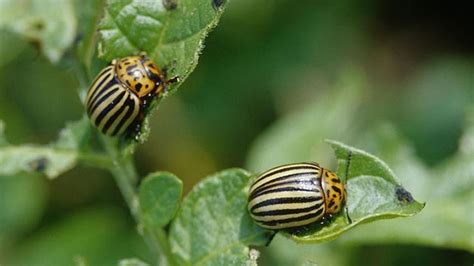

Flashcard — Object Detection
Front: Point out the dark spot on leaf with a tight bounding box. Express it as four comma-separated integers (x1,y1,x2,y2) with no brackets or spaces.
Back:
163,0,178,10
29,157,48,173
395,186,414,203
212,0,225,10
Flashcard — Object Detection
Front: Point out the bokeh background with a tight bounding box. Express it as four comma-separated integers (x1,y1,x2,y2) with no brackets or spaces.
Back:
1,0,473,265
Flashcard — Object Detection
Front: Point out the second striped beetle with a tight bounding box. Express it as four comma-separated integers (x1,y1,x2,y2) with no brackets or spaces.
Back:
248,156,352,245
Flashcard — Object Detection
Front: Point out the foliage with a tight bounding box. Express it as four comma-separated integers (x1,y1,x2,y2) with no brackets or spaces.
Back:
0,0,472,265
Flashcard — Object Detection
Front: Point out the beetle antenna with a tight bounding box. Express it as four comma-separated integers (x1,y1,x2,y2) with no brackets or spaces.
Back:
344,150,352,181
345,206,352,224
345,150,353,224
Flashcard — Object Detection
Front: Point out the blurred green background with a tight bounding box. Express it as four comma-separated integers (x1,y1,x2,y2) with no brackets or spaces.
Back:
0,0,473,265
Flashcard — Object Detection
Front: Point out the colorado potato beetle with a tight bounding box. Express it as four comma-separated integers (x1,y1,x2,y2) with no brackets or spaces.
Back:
85,55,176,136
248,162,348,234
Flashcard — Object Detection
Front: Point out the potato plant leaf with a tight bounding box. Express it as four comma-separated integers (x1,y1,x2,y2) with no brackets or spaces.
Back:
169,169,269,265
139,172,182,228
338,108,474,252
98,0,227,88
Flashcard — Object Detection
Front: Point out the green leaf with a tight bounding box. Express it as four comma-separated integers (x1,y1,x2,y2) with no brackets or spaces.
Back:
0,118,96,179
338,108,474,252
118,258,150,266
99,0,228,86
288,141,425,243
0,144,77,179
0,0,77,63
169,169,269,265
139,172,182,228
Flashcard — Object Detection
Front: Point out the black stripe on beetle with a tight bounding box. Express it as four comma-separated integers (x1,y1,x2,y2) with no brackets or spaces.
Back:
252,202,324,217
258,208,325,227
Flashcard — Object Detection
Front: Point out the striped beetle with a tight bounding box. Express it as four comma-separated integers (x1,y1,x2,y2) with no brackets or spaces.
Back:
248,159,351,244
85,55,177,137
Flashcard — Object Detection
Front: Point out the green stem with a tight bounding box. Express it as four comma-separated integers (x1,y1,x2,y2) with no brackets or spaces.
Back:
101,137,173,266
154,229,176,266
77,152,113,169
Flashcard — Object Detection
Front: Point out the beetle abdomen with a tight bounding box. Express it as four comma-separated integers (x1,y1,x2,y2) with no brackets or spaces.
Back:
248,163,326,230
85,66,140,136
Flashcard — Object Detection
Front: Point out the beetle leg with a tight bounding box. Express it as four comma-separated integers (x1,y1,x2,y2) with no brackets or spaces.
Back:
166,76,180,84
265,231,278,247
344,150,352,224
345,206,352,224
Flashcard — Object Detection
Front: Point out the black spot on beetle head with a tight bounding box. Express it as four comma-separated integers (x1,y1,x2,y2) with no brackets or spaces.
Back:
135,83,143,92
395,186,414,203
212,0,225,10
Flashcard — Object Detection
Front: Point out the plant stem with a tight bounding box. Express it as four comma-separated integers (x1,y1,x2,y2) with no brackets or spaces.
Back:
77,152,113,169
101,137,173,266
